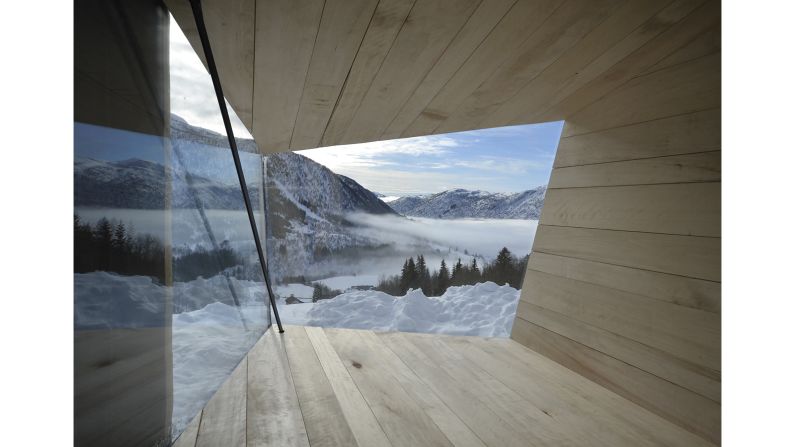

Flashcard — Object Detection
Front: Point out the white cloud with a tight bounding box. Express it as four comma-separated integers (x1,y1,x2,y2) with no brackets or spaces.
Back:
169,15,251,138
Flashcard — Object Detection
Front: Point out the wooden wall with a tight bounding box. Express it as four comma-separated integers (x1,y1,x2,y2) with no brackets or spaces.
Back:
511,9,721,445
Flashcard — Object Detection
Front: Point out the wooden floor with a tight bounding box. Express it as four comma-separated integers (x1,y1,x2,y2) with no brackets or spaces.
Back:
173,325,715,447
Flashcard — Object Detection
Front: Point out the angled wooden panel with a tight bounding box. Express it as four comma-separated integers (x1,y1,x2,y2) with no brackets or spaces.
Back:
320,0,415,147
326,328,454,447
541,183,721,237
526,252,720,313
196,358,247,447
480,0,673,129
532,225,720,281
305,327,391,446
562,51,720,137
515,300,720,401
549,151,720,188
516,0,709,124
290,0,380,150
511,318,720,444
554,109,720,167
282,326,358,447
246,331,309,447
341,0,482,143
400,0,561,138
252,0,324,153
546,0,720,125
380,0,517,140
435,0,625,135
521,269,720,370
166,0,256,129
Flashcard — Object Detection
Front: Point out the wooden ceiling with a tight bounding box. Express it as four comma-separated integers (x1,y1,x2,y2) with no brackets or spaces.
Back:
166,0,718,154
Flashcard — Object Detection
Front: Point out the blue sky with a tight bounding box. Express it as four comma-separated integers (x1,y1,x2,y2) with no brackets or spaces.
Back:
168,14,563,197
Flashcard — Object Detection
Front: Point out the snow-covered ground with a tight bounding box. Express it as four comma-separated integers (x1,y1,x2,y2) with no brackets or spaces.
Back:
274,283,314,299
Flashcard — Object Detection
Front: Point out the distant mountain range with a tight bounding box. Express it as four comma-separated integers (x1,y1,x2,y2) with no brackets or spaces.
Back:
389,187,547,220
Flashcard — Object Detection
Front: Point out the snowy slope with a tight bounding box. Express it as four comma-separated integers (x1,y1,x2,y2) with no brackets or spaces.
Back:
305,282,520,337
390,186,547,219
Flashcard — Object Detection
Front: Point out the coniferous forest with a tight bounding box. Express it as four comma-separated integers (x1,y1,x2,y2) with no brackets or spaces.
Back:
74,215,243,284
375,247,528,296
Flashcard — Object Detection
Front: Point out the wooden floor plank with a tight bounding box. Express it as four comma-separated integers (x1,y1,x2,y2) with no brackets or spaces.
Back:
406,333,580,446
378,332,531,447
325,328,456,447
352,330,486,447
282,326,358,447
196,357,247,447
246,330,310,447
304,326,392,446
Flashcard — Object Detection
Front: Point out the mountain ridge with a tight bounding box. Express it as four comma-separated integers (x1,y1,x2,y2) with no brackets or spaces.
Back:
389,186,547,220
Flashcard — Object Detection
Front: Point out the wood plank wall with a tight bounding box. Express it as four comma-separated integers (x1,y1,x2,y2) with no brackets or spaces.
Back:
511,6,721,444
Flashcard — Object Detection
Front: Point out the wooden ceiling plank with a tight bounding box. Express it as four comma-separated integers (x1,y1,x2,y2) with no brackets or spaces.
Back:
289,0,381,150
480,0,674,130
379,0,517,141
400,0,562,138
320,0,416,148
252,0,324,154
165,0,256,129
562,51,720,137
540,0,719,127
340,0,483,144
433,0,625,135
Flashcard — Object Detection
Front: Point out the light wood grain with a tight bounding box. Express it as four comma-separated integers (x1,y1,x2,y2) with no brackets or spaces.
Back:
196,357,247,447
400,0,561,138
326,328,454,447
290,0,380,150
562,52,720,137
320,0,416,147
252,0,324,153
541,183,720,237
282,326,359,447
342,0,482,143
549,151,720,188
480,0,673,129
526,252,720,313
304,326,391,446
354,330,486,447
511,318,720,444
554,108,720,167
532,225,720,281
436,0,624,135
246,331,310,446
542,0,719,124
379,331,530,447
380,0,517,140
521,269,720,370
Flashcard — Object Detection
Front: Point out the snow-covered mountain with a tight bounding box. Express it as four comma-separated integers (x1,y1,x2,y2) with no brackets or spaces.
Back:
74,157,259,210
389,186,547,220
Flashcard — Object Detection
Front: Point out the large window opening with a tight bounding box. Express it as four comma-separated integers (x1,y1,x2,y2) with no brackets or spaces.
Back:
266,121,563,337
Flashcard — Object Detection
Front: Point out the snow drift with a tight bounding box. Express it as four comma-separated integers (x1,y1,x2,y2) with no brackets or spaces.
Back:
304,282,520,337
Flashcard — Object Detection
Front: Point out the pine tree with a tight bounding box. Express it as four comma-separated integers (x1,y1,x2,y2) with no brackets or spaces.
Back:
437,259,450,295
406,257,418,290
399,258,411,294
494,247,514,285
416,255,431,295
451,258,464,286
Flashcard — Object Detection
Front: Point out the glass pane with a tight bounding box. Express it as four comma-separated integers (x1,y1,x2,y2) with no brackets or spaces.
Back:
74,4,271,444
